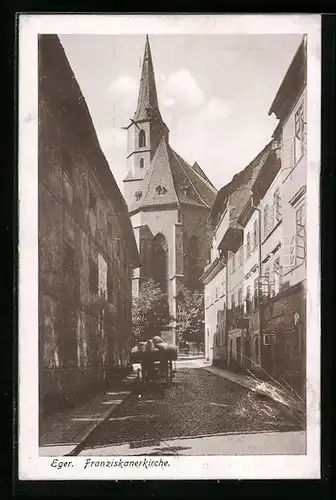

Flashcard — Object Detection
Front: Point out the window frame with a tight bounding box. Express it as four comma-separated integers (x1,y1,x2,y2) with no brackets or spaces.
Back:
295,201,306,263
246,232,251,259
294,101,305,165
139,129,146,148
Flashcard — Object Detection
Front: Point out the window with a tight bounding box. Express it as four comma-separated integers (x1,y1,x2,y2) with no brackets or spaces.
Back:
64,242,75,270
139,158,144,168
263,205,269,238
116,238,122,260
246,232,251,259
152,233,168,293
156,185,167,195
221,280,225,296
188,235,201,290
135,190,142,201
238,288,243,308
232,253,236,273
231,294,235,310
238,246,244,267
246,285,251,313
107,221,112,238
139,129,146,148
294,102,305,163
253,277,259,309
107,266,113,302
274,189,282,222
89,186,97,213
89,259,98,295
64,242,76,298
295,203,306,262
273,258,281,295
253,220,258,250
264,265,270,280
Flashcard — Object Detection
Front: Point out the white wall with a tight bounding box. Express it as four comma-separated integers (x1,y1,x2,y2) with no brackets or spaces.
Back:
204,266,226,362
280,88,307,287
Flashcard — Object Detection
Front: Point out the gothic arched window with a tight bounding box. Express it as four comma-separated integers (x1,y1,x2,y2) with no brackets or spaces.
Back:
152,233,168,293
139,129,146,148
188,235,202,290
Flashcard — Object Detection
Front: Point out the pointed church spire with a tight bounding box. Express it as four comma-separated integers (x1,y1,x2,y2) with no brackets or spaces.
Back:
133,35,162,122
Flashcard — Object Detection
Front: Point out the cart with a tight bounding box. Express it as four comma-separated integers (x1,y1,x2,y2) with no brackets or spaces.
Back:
132,351,176,387
138,357,175,387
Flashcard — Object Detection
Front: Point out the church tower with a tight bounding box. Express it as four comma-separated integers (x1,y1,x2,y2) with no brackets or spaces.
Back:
123,35,169,208
123,36,218,345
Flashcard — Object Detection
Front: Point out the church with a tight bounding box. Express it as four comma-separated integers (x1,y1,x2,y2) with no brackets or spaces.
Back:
123,36,217,344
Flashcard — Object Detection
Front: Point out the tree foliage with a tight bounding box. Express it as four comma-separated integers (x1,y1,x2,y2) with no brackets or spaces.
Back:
176,286,205,345
132,279,173,342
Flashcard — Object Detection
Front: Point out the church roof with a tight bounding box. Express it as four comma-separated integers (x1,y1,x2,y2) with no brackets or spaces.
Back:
192,161,217,189
129,135,217,213
133,35,165,125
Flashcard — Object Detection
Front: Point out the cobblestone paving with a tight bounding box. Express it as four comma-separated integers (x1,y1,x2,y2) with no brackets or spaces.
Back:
84,368,303,450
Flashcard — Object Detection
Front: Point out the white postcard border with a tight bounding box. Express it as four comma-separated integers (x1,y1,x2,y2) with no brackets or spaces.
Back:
18,13,321,480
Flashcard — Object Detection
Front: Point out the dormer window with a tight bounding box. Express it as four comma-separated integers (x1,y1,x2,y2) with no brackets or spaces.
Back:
135,190,143,201
139,129,146,148
139,158,144,169
156,185,167,195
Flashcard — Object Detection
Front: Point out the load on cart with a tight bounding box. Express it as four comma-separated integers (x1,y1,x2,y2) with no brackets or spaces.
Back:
131,336,178,387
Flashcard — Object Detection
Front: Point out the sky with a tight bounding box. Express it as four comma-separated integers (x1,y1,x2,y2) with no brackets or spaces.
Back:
59,34,302,192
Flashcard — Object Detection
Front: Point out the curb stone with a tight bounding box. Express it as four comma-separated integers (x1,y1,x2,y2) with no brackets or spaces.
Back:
64,376,136,457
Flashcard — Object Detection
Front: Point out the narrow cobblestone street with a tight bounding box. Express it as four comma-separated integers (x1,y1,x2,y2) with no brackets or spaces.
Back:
80,361,304,454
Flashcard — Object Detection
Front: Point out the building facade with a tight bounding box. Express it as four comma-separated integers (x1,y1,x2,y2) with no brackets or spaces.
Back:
201,36,307,398
201,144,271,365
262,35,307,396
123,36,217,344
38,35,140,414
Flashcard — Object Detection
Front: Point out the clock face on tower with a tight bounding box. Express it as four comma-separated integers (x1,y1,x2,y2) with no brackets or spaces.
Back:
162,242,168,252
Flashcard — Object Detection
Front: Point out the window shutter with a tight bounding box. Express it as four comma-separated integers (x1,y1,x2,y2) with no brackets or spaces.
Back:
281,137,295,173
283,235,296,271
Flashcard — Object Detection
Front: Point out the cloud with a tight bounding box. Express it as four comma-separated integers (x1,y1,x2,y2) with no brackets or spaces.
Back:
108,75,137,97
161,69,204,110
204,98,232,122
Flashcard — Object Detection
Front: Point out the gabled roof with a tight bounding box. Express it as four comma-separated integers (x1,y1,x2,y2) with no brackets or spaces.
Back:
210,141,273,226
129,135,217,213
39,34,140,268
268,35,307,121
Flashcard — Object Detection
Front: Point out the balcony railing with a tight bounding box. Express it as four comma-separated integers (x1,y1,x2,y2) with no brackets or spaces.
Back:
244,274,283,314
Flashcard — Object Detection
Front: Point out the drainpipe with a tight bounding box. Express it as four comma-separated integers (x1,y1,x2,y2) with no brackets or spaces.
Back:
251,196,262,367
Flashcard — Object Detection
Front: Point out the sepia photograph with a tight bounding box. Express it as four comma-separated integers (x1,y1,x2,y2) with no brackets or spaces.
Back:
19,14,321,480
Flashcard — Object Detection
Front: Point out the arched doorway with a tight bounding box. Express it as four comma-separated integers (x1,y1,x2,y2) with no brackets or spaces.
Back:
152,233,168,293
